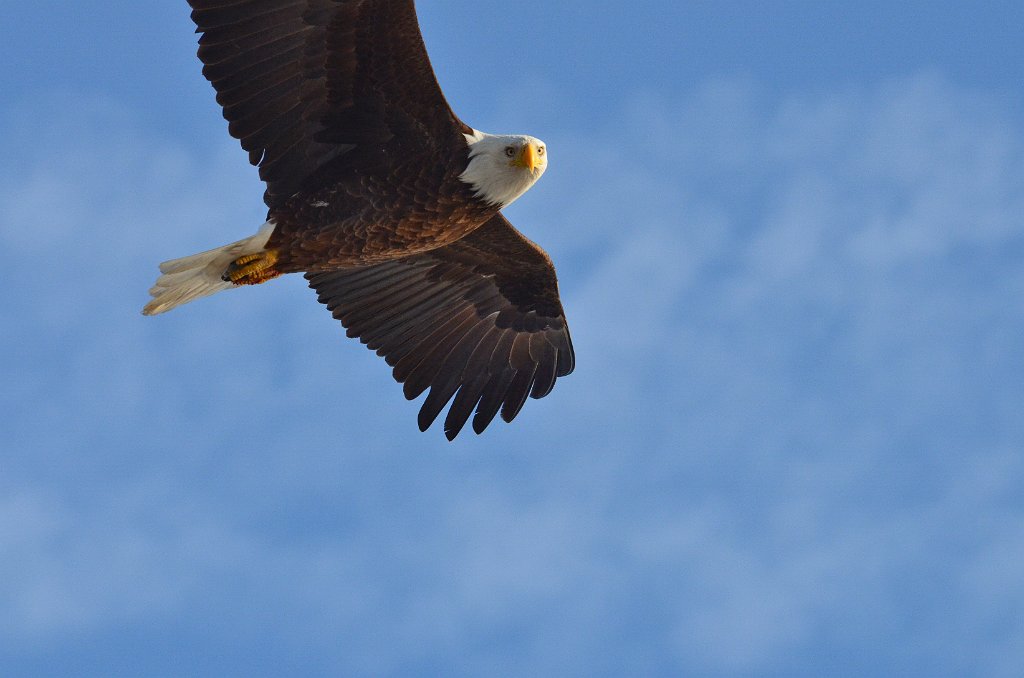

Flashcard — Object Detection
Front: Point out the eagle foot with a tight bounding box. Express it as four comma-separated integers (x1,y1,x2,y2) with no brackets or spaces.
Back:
223,250,282,285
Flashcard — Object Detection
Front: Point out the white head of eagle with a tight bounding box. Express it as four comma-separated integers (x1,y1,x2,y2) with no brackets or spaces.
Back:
460,131,548,207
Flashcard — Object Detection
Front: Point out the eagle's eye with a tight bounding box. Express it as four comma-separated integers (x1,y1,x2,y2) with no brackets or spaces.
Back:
504,146,516,158
537,146,546,156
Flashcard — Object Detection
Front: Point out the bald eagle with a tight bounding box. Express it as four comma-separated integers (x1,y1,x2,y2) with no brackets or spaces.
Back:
143,0,574,440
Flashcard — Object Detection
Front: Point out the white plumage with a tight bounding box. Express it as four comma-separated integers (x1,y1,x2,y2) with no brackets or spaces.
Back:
142,221,275,315
459,131,548,207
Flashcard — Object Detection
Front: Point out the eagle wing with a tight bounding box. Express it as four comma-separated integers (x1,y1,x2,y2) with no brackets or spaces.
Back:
306,214,575,440
188,0,472,207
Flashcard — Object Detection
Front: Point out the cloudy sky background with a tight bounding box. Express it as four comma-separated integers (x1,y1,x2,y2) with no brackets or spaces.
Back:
2,1,1023,676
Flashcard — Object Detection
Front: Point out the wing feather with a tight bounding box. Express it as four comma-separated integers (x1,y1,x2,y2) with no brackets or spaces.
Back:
500,363,538,424
472,365,515,436
187,0,472,207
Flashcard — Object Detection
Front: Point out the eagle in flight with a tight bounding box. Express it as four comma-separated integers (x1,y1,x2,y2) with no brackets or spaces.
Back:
144,0,575,440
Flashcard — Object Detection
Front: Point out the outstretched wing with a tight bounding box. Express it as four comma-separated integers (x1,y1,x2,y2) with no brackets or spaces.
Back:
188,0,472,207
306,214,575,440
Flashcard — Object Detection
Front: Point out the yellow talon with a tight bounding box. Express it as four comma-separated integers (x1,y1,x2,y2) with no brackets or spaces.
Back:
233,253,264,266
223,249,282,285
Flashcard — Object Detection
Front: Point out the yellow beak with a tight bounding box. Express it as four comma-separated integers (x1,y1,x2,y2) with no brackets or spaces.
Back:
512,144,541,172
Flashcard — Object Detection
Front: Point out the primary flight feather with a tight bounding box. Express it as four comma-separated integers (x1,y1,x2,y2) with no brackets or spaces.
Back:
144,0,575,440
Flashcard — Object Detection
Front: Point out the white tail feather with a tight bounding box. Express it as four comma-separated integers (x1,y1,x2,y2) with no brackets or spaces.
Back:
142,222,275,315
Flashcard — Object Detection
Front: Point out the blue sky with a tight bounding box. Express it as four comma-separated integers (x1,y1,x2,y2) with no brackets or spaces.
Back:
2,1,1023,676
